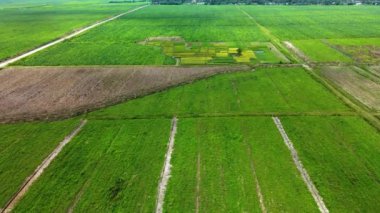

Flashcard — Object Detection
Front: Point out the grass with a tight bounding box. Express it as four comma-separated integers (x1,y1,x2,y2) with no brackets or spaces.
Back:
280,116,380,212
164,117,318,212
0,1,143,62
89,67,350,119
13,119,171,212
0,118,80,207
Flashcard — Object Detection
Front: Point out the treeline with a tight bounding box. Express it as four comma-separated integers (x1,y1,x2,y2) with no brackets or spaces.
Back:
152,0,379,5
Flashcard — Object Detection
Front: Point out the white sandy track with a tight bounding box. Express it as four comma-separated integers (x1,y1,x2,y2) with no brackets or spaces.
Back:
272,117,329,213
1,120,87,213
0,5,149,69
155,117,178,213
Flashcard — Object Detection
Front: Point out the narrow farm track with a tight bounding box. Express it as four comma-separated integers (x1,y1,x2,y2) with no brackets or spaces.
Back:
272,117,329,213
156,117,178,213
0,5,149,69
1,119,87,213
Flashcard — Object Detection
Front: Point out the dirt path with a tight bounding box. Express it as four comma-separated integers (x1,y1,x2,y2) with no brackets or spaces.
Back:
283,41,310,63
1,119,87,213
0,5,148,69
272,117,329,213
155,117,178,213
195,153,201,213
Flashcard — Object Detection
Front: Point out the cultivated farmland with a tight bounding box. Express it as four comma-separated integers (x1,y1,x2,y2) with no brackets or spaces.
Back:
13,119,171,212
89,67,351,119
320,66,380,111
165,117,318,212
1,2,380,213
280,116,380,212
0,119,80,208
0,65,249,122
0,1,143,62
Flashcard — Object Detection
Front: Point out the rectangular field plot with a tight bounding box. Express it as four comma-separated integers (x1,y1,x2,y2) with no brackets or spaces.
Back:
0,119,80,208
14,5,269,66
321,66,380,111
89,67,351,119
13,119,171,212
291,39,352,63
164,117,317,212
280,116,380,212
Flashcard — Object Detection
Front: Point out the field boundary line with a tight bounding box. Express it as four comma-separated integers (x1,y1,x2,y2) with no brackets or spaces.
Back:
1,119,87,213
272,117,329,213
155,117,178,213
0,5,149,69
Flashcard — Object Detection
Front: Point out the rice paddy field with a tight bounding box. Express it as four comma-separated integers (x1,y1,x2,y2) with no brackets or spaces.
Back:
0,1,144,62
1,2,380,213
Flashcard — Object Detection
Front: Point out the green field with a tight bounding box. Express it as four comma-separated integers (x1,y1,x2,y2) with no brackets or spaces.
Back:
281,116,380,212
13,119,171,212
165,117,317,212
241,6,380,40
2,3,380,212
0,119,80,207
89,67,350,119
14,5,270,66
0,1,143,61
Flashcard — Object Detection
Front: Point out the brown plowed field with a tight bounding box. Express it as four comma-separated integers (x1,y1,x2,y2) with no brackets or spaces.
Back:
0,65,249,122
321,66,380,111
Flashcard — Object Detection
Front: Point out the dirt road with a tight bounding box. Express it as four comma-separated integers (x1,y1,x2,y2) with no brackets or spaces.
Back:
156,117,178,213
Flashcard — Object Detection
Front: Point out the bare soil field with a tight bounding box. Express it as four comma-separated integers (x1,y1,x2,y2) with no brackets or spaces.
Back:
321,66,380,111
0,65,249,122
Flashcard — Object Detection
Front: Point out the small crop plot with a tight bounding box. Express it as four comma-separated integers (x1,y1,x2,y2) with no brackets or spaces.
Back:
320,66,380,111
13,119,171,212
280,116,380,212
140,37,287,65
89,67,350,119
164,117,317,212
0,118,80,208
